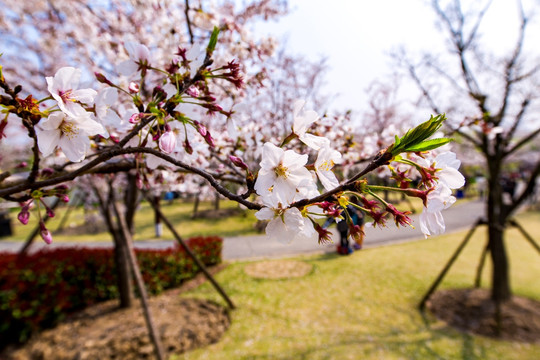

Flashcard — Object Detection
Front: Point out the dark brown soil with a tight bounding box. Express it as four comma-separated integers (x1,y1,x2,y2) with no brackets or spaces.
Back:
3,265,230,360
427,288,540,343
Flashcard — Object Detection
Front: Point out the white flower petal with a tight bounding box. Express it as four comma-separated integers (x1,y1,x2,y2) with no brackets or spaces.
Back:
36,129,61,156
260,142,283,169
59,133,89,162
255,207,275,221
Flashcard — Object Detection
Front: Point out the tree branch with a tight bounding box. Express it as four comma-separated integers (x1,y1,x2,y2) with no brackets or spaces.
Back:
506,158,540,215
505,125,540,156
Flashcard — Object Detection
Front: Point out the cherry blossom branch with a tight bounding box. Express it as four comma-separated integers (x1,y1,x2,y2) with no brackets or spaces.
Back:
291,148,393,209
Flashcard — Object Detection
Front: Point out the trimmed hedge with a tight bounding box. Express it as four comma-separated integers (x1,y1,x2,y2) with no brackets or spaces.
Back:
0,236,222,348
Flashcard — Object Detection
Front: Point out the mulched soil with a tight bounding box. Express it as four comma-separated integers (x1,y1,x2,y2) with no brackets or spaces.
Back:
244,260,313,279
427,288,540,343
2,265,230,360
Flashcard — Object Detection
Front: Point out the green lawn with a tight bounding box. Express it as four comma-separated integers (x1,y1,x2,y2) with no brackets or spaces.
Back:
7,199,260,242
177,210,540,360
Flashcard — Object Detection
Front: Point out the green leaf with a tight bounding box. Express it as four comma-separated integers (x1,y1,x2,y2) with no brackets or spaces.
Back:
390,114,448,156
404,138,452,152
207,26,220,56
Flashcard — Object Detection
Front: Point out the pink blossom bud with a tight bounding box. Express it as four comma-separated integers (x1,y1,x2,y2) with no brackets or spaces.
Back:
46,207,55,218
194,121,207,136
203,131,215,148
0,119,7,139
136,174,143,189
184,139,193,155
159,131,177,154
129,113,143,124
128,82,140,93
95,72,113,86
229,155,248,170
39,221,53,245
60,195,70,203
17,209,30,225
186,85,200,97
41,168,54,177
16,161,28,168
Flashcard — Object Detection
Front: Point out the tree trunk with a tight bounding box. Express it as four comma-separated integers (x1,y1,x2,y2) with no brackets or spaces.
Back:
214,192,220,210
487,164,511,303
112,229,134,308
192,193,200,218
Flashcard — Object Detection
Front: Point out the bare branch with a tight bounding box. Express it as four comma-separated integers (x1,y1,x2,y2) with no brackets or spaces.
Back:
493,4,528,126
184,0,195,44
505,126,540,156
502,98,530,152
506,158,540,215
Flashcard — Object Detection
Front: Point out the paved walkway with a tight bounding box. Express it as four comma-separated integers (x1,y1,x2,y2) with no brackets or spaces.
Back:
0,200,485,260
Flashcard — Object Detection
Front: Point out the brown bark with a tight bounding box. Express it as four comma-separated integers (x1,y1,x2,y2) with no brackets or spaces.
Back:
486,161,511,303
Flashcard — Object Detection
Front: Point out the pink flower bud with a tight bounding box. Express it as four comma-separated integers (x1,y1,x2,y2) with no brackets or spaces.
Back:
130,113,145,124
186,85,200,98
229,155,248,170
39,221,53,244
128,82,140,93
0,119,7,139
41,168,54,177
159,131,177,154
16,161,28,168
194,121,207,136
60,195,70,203
95,72,113,86
184,139,193,155
46,207,55,218
17,209,30,225
203,131,215,148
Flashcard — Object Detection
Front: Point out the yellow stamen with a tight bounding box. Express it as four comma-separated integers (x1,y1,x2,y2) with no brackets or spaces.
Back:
60,121,79,140
274,163,288,178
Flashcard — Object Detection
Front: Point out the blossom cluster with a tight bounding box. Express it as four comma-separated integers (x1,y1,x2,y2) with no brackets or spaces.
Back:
1,31,465,246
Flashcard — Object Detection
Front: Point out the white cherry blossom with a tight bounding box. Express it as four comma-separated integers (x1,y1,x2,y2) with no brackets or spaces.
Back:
419,210,446,237
117,42,151,76
315,146,342,191
36,111,107,162
418,151,465,189
185,43,206,78
255,194,316,244
292,99,330,150
46,67,97,117
254,142,313,205
93,87,122,135
418,184,456,237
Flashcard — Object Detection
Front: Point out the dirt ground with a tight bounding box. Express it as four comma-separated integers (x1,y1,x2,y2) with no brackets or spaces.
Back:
427,288,540,343
2,265,230,360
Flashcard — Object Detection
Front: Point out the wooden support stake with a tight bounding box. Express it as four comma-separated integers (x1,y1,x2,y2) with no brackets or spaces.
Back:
145,193,235,310
111,200,166,360
418,218,482,310
509,218,540,254
474,240,490,288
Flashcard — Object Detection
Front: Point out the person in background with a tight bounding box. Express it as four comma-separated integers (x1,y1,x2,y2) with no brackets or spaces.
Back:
324,197,365,255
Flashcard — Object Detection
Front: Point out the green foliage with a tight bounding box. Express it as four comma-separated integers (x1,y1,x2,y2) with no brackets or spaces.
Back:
390,114,451,156
0,236,222,349
207,26,220,56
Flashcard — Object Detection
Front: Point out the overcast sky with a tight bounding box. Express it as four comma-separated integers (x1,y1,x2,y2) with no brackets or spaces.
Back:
253,0,539,114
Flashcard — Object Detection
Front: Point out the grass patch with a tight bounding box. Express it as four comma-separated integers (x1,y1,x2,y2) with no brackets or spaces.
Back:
7,200,259,243
178,210,540,359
